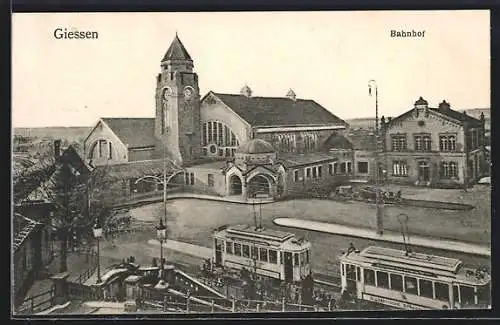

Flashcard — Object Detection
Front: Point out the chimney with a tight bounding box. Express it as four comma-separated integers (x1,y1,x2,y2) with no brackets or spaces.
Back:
54,139,61,158
414,96,428,109
438,100,450,111
286,89,297,101
240,84,252,97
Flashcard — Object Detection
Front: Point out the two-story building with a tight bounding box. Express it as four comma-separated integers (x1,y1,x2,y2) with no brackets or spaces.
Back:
381,97,486,188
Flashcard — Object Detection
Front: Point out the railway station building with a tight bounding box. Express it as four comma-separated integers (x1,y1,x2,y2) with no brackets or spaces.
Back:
83,34,356,202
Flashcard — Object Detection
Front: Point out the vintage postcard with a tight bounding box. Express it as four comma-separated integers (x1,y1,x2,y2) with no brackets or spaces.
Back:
11,10,491,316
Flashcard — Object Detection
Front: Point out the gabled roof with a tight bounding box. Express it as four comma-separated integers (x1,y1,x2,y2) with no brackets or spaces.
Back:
101,118,156,149
388,105,482,128
162,34,192,62
346,132,377,151
13,214,42,252
323,132,354,150
428,107,482,127
208,92,347,128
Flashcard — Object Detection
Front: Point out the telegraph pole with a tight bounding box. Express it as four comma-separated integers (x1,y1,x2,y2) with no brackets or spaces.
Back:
369,79,384,235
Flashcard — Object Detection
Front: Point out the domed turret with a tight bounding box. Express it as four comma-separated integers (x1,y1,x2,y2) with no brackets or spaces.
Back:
235,139,276,168
236,139,275,154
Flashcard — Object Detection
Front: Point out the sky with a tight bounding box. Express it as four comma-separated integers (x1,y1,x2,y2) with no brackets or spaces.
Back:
12,10,490,128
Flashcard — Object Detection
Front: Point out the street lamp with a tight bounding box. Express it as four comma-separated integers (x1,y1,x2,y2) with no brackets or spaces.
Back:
92,219,103,284
368,79,383,235
156,217,167,279
397,213,410,255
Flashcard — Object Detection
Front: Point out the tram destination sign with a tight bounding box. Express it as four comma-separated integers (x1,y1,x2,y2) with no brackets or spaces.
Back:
363,293,427,310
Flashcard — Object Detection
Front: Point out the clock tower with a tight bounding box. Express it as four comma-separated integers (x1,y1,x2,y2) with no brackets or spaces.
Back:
155,34,201,165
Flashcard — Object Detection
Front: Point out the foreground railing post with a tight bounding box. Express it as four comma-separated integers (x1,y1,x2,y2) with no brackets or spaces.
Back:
256,303,260,312
328,300,332,311
232,298,236,312
282,297,286,312
163,296,167,312
211,300,214,313
186,292,190,313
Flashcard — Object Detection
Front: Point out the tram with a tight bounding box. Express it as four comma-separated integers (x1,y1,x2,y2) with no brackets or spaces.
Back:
338,245,491,310
211,224,314,303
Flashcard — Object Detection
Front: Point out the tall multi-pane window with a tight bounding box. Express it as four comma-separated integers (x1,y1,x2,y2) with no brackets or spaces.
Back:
391,134,407,151
108,142,113,159
392,161,408,176
294,170,299,182
440,135,457,152
415,134,431,151
202,121,239,157
440,161,458,178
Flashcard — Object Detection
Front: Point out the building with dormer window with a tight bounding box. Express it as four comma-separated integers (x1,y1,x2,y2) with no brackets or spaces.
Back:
380,97,486,187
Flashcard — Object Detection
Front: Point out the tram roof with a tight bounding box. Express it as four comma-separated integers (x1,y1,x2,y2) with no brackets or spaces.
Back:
359,246,462,273
225,224,295,242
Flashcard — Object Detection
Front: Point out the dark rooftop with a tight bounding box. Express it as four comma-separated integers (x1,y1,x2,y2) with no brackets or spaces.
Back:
102,118,156,149
162,34,192,62
210,92,347,128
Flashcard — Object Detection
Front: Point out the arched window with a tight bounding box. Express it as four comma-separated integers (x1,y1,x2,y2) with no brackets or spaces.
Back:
202,121,239,157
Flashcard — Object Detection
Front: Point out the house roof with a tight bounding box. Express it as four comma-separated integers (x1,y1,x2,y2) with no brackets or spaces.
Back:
323,132,353,150
13,214,42,253
209,92,347,128
101,118,156,149
346,132,377,151
428,107,482,127
13,145,90,204
388,101,483,128
162,34,192,62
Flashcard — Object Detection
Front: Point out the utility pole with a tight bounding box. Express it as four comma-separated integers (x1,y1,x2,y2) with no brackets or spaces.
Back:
369,79,383,235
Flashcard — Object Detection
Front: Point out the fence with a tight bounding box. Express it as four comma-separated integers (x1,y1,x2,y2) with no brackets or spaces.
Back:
67,282,102,301
16,286,55,314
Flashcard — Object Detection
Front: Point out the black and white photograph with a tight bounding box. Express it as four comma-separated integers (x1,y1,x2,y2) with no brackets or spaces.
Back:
11,10,491,316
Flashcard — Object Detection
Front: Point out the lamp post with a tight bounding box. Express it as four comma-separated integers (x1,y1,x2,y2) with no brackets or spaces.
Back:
133,154,185,273
368,79,383,235
92,220,103,284
156,217,166,279
397,213,410,255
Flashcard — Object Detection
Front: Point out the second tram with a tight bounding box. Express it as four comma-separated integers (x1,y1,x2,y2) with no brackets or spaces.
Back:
339,245,491,310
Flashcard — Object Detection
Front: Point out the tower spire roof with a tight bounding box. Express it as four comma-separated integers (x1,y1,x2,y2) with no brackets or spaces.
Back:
162,34,192,62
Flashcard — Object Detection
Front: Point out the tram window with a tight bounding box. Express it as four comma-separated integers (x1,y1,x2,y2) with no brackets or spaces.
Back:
306,250,310,263
226,241,233,254
346,264,356,280
460,285,475,305
234,243,242,256
294,253,299,266
453,285,459,304
477,285,490,305
404,276,418,295
435,282,449,301
300,252,305,266
376,271,389,289
390,274,403,291
252,246,258,259
364,269,375,286
269,250,278,264
259,248,268,262
242,245,250,258
419,279,433,298
356,267,360,281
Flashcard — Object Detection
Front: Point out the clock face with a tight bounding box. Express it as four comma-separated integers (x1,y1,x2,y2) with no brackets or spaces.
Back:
184,88,193,98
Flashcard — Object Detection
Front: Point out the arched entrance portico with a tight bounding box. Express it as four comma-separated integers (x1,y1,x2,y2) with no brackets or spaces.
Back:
229,175,243,195
247,174,273,198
